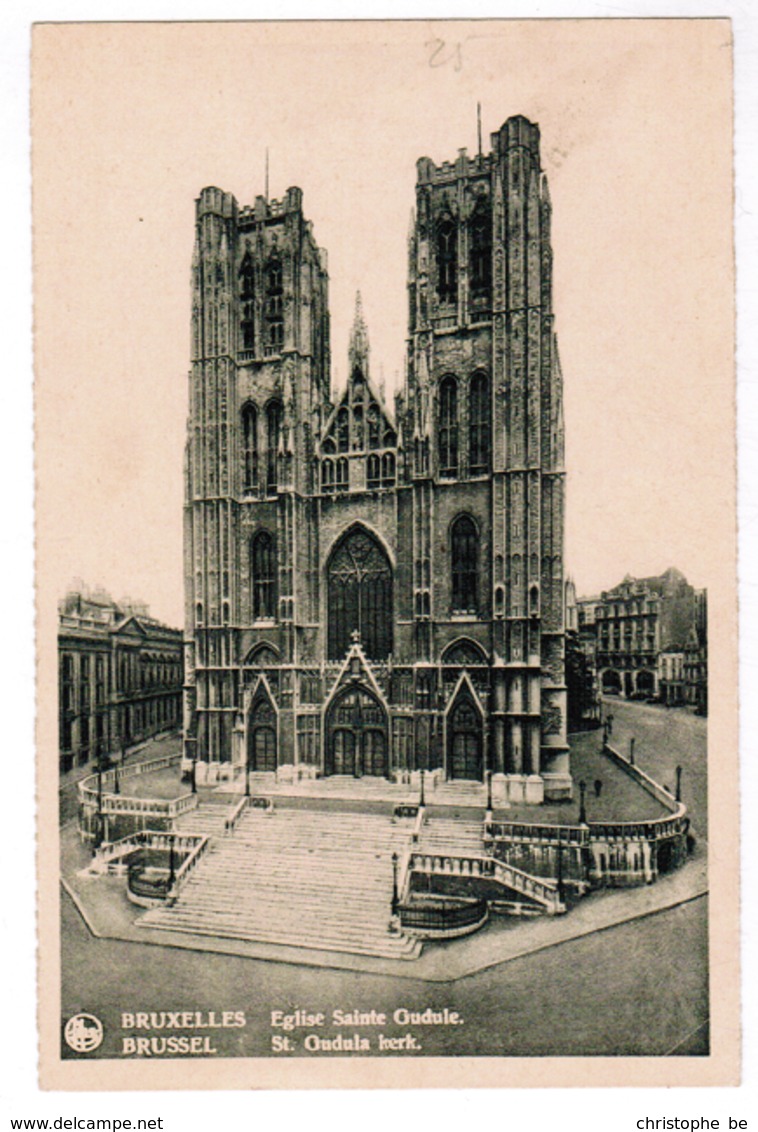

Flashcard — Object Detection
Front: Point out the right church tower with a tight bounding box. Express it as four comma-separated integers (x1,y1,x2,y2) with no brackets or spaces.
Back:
401,114,570,801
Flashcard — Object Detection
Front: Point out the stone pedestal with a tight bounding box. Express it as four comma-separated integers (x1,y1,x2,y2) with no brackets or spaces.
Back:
490,773,510,807
525,774,545,805
541,771,574,801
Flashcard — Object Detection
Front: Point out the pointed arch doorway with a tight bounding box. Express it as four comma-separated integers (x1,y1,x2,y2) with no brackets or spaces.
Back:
325,684,389,778
446,692,484,781
247,694,277,773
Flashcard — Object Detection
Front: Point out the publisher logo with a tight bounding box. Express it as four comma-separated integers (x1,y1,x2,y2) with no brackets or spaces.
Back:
64,1013,104,1053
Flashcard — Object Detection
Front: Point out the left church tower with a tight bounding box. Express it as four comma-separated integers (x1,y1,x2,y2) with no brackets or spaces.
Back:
183,185,330,780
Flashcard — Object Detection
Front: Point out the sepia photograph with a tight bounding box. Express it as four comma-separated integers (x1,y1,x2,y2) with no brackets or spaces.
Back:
33,18,738,1089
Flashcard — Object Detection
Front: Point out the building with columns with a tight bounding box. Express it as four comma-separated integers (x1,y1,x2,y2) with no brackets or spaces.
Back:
183,114,571,804
58,584,183,774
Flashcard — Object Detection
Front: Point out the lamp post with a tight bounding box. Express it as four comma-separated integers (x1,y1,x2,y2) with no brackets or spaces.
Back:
93,747,104,852
190,756,197,795
245,754,251,798
676,765,683,803
391,852,399,916
556,841,565,903
419,766,425,807
578,779,587,825
168,833,176,889
486,768,493,811
629,737,635,765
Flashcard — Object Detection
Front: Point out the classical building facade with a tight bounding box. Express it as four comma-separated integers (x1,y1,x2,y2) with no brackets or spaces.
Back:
581,568,706,702
59,585,183,773
183,114,571,803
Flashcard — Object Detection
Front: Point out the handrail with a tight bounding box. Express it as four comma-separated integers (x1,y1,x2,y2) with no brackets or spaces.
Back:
225,796,249,833
408,851,564,912
168,835,210,898
486,806,688,847
94,829,205,868
486,821,587,846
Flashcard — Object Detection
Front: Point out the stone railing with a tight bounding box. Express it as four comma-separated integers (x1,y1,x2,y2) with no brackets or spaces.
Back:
92,830,205,872
168,834,211,899
78,752,183,806
604,743,681,813
486,821,588,846
224,796,250,833
77,753,195,840
407,851,565,914
101,830,210,907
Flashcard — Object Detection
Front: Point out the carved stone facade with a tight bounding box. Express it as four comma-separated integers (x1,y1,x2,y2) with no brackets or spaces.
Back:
183,115,571,802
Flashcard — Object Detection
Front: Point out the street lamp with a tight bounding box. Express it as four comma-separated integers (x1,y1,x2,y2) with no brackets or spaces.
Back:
486,768,493,811
676,765,683,803
629,737,635,765
190,756,197,795
168,832,176,890
578,779,587,824
419,766,425,807
245,757,251,798
391,852,399,916
93,748,105,852
556,841,565,903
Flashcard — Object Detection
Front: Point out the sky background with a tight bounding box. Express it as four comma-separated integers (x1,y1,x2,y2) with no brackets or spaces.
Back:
33,20,734,627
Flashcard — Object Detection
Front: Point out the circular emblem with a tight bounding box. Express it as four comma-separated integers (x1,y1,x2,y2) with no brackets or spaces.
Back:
64,1013,103,1053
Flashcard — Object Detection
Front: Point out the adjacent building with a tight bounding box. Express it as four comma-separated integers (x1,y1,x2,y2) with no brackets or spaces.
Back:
577,568,707,707
58,584,183,773
183,114,571,803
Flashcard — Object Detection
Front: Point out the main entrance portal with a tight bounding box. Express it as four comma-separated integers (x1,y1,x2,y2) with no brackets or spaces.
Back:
325,685,388,777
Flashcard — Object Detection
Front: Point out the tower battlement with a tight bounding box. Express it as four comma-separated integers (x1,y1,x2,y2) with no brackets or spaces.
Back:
416,115,541,187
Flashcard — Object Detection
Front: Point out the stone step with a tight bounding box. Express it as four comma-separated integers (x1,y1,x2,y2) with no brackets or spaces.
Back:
143,807,423,959
145,913,422,960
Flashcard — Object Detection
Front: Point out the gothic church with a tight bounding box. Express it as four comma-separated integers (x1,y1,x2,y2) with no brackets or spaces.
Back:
183,114,571,804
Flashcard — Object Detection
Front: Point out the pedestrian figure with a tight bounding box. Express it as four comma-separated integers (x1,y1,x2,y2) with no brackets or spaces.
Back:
594,778,602,798
607,713,614,734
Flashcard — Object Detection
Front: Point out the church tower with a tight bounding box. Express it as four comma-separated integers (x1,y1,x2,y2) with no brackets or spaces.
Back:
402,115,570,800
183,185,330,780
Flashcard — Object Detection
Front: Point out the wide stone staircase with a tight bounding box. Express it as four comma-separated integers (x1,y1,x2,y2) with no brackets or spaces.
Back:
417,816,486,856
139,805,422,960
428,780,487,807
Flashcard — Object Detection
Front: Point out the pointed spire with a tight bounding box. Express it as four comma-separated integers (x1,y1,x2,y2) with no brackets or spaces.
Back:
348,290,370,374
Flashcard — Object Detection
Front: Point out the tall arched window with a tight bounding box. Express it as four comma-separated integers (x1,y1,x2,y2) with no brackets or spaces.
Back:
451,515,479,614
336,407,349,453
469,372,490,473
251,531,277,620
469,201,492,300
335,457,349,493
437,217,457,303
239,250,255,351
241,402,258,492
322,458,335,493
327,527,393,660
265,255,283,352
381,452,396,486
367,453,380,489
439,376,458,476
266,401,282,493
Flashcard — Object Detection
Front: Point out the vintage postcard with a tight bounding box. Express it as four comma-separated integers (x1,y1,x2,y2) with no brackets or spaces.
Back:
34,19,738,1089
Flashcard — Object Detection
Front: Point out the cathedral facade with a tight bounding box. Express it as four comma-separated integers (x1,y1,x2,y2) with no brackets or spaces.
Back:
182,114,571,803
